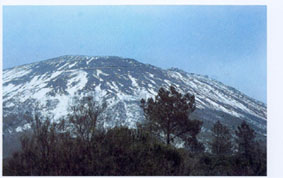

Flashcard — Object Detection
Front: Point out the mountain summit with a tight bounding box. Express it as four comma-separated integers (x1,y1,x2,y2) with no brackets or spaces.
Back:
3,55,266,137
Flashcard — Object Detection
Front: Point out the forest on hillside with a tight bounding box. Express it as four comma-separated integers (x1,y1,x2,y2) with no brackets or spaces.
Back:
3,86,266,176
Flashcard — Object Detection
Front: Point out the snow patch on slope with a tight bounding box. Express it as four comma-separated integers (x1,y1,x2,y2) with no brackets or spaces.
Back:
96,69,109,77
3,68,32,83
66,70,88,95
128,74,139,88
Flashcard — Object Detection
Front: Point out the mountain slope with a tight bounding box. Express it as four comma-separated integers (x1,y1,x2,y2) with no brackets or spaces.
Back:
3,55,266,137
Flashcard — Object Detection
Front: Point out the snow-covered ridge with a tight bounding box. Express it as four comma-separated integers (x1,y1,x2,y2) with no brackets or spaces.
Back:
3,55,266,136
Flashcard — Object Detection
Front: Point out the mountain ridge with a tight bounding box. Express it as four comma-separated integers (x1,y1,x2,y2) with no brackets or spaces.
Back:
3,55,266,137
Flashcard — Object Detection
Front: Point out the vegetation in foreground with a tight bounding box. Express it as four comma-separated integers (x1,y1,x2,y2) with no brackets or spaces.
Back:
3,86,266,176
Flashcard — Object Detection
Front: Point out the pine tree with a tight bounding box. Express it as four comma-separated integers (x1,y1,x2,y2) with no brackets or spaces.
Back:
140,85,202,146
234,121,257,175
210,121,232,156
235,121,256,159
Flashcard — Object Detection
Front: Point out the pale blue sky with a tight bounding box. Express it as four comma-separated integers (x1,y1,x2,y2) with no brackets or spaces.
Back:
3,6,266,103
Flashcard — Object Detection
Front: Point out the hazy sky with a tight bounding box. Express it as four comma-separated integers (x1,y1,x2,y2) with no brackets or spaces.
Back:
3,6,266,103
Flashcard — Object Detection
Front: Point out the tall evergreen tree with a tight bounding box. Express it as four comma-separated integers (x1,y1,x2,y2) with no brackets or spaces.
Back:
234,121,258,175
235,121,256,159
140,85,202,146
210,121,232,156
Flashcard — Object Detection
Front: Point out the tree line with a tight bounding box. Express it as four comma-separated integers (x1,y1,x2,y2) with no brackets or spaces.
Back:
3,86,266,176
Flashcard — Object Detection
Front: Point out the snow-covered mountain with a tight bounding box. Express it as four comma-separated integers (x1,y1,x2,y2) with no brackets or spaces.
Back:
3,55,266,138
